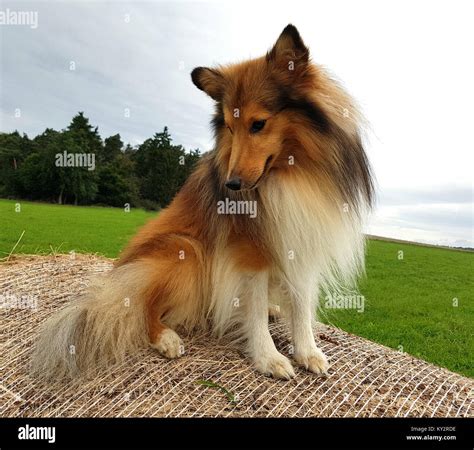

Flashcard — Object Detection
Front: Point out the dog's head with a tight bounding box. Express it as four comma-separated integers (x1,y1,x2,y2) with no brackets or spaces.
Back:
191,24,323,191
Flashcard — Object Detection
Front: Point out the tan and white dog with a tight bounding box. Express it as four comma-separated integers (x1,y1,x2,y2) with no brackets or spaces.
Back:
32,24,374,380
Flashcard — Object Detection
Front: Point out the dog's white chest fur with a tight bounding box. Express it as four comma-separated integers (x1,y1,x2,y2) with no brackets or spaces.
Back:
262,173,366,293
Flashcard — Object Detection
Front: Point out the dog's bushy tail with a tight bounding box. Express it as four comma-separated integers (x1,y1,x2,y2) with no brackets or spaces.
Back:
31,261,153,380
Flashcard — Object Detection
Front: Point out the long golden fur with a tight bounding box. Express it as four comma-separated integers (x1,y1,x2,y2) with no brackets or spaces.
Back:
32,25,374,380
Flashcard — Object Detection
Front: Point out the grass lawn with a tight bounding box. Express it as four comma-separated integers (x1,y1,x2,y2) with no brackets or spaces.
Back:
1,198,472,377
0,199,155,258
320,239,473,378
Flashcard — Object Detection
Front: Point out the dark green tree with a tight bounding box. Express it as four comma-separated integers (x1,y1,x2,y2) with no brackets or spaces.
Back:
0,131,33,197
67,112,102,154
133,127,200,208
1,116,201,208
102,134,123,162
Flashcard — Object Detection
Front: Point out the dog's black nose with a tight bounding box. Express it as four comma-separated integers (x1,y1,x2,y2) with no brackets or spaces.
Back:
225,177,242,191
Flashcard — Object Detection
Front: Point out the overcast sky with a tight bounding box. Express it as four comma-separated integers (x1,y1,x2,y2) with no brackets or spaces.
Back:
1,0,473,247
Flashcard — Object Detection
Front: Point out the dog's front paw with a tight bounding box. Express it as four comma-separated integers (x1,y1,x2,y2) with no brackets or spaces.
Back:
294,348,329,375
254,352,295,380
150,328,183,359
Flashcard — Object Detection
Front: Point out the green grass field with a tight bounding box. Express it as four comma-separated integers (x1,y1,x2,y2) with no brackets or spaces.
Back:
1,199,472,377
0,199,155,258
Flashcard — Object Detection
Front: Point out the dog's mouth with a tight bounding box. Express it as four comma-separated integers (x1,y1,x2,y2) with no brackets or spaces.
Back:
250,155,274,190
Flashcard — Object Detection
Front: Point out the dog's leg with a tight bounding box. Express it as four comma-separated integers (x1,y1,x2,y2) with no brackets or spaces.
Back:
289,283,328,375
246,271,295,380
147,288,183,359
267,278,283,321
268,304,281,321
144,239,203,360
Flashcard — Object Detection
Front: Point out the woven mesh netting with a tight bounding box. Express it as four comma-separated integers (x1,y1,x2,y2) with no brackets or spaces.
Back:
0,255,472,417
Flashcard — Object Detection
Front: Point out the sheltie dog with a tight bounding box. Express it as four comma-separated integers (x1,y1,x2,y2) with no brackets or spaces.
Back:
32,24,374,380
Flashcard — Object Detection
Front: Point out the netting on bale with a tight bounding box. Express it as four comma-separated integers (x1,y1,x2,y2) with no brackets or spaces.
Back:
0,255,472,418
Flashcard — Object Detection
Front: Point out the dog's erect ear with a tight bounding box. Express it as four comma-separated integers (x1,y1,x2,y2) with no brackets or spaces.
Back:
191,67,225,101
266,24,309,65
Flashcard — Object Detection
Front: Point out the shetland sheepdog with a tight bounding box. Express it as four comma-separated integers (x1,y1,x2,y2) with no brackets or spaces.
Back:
32,24,374,380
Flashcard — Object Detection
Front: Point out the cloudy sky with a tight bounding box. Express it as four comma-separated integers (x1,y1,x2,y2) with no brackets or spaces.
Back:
1,0,473,247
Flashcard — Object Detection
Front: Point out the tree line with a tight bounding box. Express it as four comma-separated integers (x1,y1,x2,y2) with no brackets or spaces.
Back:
0,112,201,210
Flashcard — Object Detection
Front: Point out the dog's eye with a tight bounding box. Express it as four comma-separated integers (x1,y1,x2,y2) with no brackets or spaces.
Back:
250,120,266,133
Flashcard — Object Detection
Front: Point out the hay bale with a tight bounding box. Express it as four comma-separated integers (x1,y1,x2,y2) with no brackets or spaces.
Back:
0,255,472,417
